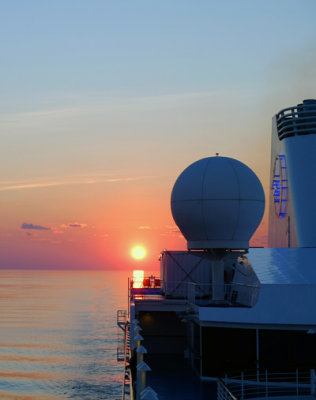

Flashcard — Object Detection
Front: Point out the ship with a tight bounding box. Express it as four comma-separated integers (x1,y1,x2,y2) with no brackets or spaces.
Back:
117,99,316,400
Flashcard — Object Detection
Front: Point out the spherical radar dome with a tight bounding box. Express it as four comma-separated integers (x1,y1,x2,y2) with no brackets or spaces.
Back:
171,156,265,250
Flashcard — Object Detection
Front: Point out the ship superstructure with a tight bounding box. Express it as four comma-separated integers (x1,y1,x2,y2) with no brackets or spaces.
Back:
268,99,316,248
118,100,316,400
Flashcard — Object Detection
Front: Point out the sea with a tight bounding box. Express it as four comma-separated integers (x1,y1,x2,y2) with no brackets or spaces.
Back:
0,269,131,400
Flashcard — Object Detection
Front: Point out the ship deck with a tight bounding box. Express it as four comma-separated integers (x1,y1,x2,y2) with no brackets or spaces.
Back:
145,354,217,400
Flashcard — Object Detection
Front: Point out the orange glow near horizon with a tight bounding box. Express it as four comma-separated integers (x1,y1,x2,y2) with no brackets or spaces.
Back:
132,270,144,288
0,159,269,270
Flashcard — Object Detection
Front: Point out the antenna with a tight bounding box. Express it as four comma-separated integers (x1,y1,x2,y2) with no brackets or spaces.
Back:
171,156,265,303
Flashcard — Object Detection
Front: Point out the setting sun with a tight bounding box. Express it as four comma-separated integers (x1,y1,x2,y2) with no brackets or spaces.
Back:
131,246,146,260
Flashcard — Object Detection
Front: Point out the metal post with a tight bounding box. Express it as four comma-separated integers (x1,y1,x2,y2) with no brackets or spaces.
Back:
265,370,268,398
190,321,194,369
130,305,136,348
135,333,144,349
137,345,147,365
128,277,130,319
199,325,203,376
135,332,144,400
134,325,143,340
141,371,146,395
136,370,141,400
288,215,291,248
256,328,259,382
140,387,159,400
241,371,244,400
187,282,195,304
137,361,151,399
212,259,225,302
310,369,315,395
296,368,299,396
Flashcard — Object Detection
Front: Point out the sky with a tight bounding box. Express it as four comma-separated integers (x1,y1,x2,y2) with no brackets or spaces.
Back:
0,0,316,270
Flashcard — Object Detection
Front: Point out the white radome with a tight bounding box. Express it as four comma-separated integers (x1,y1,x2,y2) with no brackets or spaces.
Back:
171,156,265,250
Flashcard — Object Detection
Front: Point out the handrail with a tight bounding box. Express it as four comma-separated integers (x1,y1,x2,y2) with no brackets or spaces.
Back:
130,275,161,289
128,277,260,307
276,101,316,140
121,321,130,400
185,281,259,307
217,378,238,400
222,369,316,399
117,310,127,329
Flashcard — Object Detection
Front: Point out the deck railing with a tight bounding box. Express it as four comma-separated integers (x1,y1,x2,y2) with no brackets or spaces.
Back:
117,310,128,328
218,378,238,400
276,101,316,140
129,276,259,307
121,321,130,400
221,369,316,399
163,281,259,307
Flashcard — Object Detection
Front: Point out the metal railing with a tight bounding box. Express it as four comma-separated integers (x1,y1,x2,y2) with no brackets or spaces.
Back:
276,100,316,140
130,275,161,289
186,282,259,307
128,276,260,307
121,321,130,400
117,310,128,329
221,369,316,399
129,276,162,301
117,310,128,362
218,378,238,400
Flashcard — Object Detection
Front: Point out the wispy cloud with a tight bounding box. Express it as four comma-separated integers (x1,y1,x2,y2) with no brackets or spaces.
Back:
160,225,182,237
61,222,87,229
52,230,64,235
0,174,154,192
0,89,232,122
138,225,151,230
21,223,51,231
165,225,180,233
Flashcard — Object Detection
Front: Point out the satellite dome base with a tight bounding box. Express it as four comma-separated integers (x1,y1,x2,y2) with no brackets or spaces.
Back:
187,240,249,250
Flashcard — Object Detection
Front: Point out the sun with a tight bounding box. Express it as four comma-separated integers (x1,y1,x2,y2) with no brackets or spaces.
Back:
131,245,146,260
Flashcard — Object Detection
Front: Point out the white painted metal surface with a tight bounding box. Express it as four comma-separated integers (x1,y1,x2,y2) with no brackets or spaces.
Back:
248,248,316,285
284,134,316,247
268,99,316,248
171,156,265,250
199,249,316,326
160,250,212,298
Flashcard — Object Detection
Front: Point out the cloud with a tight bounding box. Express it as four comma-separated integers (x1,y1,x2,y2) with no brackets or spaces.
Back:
138,226,151,230
0,174,155,192
0,89,230,127
165,225,181,233
161,225,183,238
21,223,51,231
69,223,85,228
165,225,179,230
61,222,87,229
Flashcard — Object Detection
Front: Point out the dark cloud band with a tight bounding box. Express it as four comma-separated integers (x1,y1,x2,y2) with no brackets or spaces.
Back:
21,223,51,231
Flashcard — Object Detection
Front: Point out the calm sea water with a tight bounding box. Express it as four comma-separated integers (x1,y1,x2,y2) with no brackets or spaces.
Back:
0,269,129,400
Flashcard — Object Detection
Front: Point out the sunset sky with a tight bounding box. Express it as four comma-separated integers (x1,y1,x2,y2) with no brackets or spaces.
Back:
1,0,316,270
